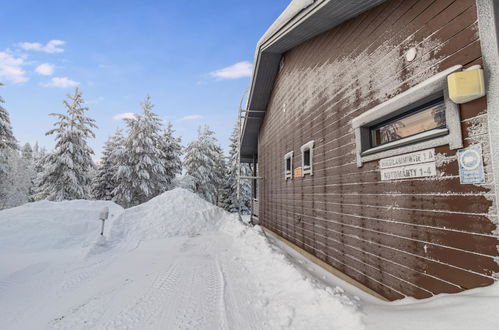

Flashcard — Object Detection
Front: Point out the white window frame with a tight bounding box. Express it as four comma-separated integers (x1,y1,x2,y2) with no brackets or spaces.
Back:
284,151,293,180
352,65,464,167
300,140,315,176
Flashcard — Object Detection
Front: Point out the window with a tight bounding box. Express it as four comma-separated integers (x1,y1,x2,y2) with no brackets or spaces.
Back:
301,141,315,176
284,151,293,180
370,97,446,148
303,149,311,168
352,65,464,167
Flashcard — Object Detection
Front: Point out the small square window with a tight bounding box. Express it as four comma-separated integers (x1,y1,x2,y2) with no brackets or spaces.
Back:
284,151,293,180
303,149,311,168
300,141,314,176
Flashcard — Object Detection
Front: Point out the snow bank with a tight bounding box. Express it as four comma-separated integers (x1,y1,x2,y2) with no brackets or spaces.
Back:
365,282,499,330
0,200,123,253
108,188,227,247
221,220,365,329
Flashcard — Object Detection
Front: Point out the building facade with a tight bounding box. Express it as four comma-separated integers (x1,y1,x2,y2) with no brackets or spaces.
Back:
240,0,499,300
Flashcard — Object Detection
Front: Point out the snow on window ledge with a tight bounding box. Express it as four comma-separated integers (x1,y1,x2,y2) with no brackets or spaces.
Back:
352,65,464,167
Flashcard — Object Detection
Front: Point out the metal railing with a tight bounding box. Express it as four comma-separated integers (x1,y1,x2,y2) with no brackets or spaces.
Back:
237,88,262,224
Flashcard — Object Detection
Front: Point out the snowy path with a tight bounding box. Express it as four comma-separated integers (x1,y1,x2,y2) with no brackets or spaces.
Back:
2,190,499,330
0,229,361,330
0,190,361,329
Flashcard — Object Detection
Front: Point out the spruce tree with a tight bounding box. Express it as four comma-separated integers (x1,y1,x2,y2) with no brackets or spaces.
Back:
158,122,182,191
184,126,225,204
0,83,17,175
213,144,227,206
31,144,48,201
20,143,36,202
92,128,124,200
222,124,252,214
0,83,19,207
20,146,34,204
0,150,32,209
21,143,33,161
113,96,166,207
37,88,97,201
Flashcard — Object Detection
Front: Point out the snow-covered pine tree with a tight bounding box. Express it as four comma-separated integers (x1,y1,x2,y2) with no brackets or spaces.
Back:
0,83,17,176
92,128,124,200
21,143,33,161
222,124,251,214
21,142,39,202
157,122,182,191
20,143,36,202
37,88,97,201
0,83,20,207
113,96,166,207
184,125,225,204
213,144,227,207
31,144,48,201
0,149,33,209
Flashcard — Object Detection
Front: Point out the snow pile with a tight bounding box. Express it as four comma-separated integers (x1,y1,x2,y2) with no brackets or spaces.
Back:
4,189,498,329
0,200,123,253
221,220,365,329
365,282,499,330
109,188,227,247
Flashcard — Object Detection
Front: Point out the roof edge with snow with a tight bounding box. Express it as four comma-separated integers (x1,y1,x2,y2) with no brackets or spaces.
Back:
240,0,386,162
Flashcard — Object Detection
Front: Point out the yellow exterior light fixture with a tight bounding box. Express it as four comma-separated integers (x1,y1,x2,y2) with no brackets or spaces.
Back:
447,65,486,104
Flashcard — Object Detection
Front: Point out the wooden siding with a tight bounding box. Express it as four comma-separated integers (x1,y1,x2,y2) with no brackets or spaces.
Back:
257,0,499,300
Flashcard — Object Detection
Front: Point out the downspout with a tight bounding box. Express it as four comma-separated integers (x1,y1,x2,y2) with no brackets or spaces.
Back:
476,0,499,256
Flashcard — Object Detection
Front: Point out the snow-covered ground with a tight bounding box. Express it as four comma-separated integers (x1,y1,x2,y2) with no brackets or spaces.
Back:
0,188,498,330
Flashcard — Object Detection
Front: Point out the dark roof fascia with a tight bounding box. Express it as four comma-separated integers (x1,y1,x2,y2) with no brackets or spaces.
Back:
240,0,386,162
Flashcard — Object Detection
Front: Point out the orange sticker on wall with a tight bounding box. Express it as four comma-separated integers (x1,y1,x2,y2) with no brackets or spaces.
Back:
294,167,302,178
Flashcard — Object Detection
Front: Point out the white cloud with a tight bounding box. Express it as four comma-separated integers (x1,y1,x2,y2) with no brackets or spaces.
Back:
0,51,28,84
181,114,203,120
42,77,79,88
113,112,137,120
210,61,252,79
19,40,65,53
35,63,55,75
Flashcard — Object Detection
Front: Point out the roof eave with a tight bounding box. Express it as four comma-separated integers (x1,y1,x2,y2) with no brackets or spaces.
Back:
240,0,387,162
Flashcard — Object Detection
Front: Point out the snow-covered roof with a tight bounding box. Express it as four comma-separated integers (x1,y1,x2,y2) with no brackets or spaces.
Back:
257,0,315,48
240,0,386,162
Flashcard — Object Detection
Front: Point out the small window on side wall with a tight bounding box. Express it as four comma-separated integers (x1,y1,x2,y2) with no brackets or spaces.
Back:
370,97,446,148
352,65,464,167
301,141,315,176
284,151,293,180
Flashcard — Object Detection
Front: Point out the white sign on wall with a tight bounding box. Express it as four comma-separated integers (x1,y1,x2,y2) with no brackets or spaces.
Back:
381,162,437,180
457,145,485,184
380,149,437,181
379,149,436,169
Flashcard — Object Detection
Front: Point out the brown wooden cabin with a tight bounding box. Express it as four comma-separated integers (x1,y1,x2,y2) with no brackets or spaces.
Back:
239,0,499,300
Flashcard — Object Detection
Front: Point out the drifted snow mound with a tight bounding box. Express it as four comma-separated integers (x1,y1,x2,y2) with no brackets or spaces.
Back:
109,188,230,247
0,200,123,253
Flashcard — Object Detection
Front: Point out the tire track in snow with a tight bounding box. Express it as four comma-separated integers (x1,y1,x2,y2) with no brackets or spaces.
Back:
218,255,264,330
0,262,50,294
97,261,181,330
0,262,56,324
215,257,229,330
160,256,227,330
58,258,108,293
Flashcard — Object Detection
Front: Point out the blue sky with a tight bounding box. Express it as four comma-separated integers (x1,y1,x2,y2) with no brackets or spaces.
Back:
0,0,289,158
